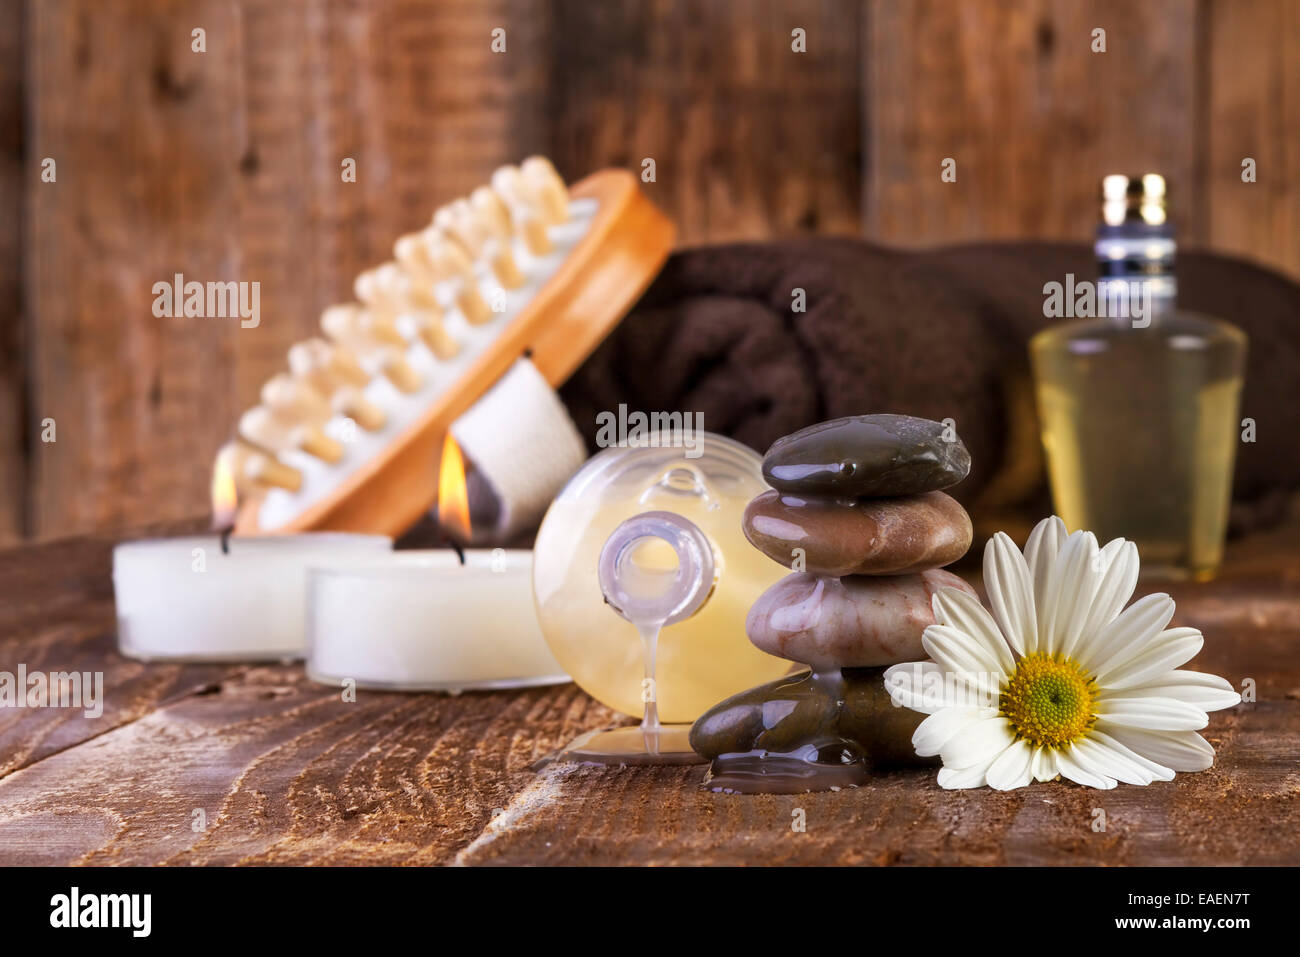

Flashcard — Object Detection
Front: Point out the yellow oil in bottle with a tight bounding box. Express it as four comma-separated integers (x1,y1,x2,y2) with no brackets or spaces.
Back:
1031,311,1245,580
1031,174,1248,580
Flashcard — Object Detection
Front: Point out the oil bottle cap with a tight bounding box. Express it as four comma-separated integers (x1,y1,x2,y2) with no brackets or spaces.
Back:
1101,173,1167,226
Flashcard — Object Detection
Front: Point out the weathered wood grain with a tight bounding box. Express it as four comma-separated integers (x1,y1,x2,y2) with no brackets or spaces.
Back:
865,0,1200,247
228,0,550,422
460,664,1297,866
0,667,614,866
0,0,24,545
0,624,241,780
1202,0,1300,278
459,523,1300,865
0,520,617,865
27,0,246,539
457,701,1294,866
23,0,543,541
544,0,865,242
0,520,1295,865
10,0,1300,541
0,520,244,778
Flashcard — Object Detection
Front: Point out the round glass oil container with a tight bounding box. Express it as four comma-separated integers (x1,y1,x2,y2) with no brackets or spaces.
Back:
532,432,790,723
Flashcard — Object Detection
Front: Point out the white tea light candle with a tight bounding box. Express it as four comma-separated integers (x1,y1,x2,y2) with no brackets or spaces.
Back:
306,550,566,691
114,534,391,662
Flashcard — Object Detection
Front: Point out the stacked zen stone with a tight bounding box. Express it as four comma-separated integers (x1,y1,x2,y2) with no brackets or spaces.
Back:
746,413,974,663
691,415,976,792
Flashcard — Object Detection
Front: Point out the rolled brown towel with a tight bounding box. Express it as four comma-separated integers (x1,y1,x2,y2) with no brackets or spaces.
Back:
560,239,1300,540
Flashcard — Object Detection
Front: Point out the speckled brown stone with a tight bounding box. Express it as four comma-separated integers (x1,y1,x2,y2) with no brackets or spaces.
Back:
746,568,978,669
743,490,972,576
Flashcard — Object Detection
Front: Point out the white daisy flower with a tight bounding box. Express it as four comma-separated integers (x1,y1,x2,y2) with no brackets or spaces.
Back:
883,515,1241,791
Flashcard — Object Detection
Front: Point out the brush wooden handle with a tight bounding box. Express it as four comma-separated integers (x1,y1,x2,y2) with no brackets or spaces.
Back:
235,168,674,534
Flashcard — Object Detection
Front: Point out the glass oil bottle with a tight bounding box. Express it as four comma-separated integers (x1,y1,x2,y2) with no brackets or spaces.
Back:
1030,175,1247,580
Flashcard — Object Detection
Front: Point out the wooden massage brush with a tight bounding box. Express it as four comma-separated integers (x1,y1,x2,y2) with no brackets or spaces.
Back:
217,160,675,535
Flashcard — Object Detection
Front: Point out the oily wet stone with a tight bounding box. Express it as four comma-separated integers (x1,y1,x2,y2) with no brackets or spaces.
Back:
762,414,970,498
743,489,972,576
746,568,977,669
703,740,872,794
689,667,933,769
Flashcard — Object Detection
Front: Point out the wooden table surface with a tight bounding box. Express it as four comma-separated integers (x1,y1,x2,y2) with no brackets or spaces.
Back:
0,521,1297,866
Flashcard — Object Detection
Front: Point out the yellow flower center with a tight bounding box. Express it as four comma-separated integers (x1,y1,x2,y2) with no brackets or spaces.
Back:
999,653,1098,749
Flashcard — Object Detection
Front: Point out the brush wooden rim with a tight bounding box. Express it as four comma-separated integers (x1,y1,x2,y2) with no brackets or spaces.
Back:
235,169,674,535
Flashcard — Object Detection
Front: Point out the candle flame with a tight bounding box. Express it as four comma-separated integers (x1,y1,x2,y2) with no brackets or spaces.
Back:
211,448,240,529
437,432,472,543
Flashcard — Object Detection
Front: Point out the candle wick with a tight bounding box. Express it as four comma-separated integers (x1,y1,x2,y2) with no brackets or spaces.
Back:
219,525,233,555
449,538,466,566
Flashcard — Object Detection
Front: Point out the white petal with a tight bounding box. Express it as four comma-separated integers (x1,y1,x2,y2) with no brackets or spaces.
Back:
1093,723,1216,772
1030,746,1059,782
939,716,1015,770
1077,539,1139,642
1023,516,1068,630
1115,670,1241,712
1094,695,1209,731
922,625,1003,681
912,707,997,756
1088,729,1175,782
884,661,943,714
931,588,1015,675
937,759,994,789
1094,536,1125,575
885,660,997,713
1042,531,1101,658
985,738,1034,791
1056,745,1116,789
983,532,1038,655
1083,593,1176,680
1074,735,1156,786
1096,627,1204,689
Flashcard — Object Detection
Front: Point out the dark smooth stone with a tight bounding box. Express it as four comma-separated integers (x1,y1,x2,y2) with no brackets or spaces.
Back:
702,740,871,794
689,667,932,771
743,489,972,576
762,414,970,497
746,568,978,669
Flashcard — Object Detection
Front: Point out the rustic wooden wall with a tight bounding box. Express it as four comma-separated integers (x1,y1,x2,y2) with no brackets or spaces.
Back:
3,0,1298,542
0,0,24,543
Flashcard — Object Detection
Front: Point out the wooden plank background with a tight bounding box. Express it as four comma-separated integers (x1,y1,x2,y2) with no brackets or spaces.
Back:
3,0,1298,543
